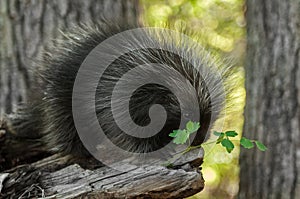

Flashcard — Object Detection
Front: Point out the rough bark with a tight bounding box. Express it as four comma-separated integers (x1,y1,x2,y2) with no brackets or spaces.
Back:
239,0,300,198
0,0,139,116
0,149,205,199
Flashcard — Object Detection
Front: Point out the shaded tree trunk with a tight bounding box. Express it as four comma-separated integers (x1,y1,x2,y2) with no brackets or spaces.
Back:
239,0,300,198
0,0,139,116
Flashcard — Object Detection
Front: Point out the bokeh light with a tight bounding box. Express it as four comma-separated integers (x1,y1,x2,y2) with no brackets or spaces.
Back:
140,0,246,198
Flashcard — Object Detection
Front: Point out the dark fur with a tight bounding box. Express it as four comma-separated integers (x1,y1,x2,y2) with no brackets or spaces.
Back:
7,19,232,156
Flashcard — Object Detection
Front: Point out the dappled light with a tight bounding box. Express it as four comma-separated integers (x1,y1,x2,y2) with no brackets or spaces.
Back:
141,0,246,198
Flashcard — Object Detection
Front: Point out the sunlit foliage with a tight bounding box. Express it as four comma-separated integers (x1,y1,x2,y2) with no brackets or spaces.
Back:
140,0,246,198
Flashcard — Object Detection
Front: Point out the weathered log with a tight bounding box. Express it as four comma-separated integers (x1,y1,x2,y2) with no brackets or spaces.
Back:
0,148,204,199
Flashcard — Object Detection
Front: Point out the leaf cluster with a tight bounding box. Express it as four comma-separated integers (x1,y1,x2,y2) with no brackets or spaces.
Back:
169,121,267,154
169,121,200,144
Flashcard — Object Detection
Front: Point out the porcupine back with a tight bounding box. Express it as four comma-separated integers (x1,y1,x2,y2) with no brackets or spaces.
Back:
8,19,231,156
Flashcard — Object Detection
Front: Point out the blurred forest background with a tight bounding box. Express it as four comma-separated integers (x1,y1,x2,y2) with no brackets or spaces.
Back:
140,0,245,198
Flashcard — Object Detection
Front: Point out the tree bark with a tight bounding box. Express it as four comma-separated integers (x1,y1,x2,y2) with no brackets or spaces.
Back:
0,149,205,198
0,0,139,116
239,0,300,198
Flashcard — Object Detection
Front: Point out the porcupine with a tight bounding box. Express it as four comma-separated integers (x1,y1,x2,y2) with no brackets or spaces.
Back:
5,19,232,157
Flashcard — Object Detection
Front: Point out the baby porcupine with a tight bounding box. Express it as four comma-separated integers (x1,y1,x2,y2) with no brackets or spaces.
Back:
6,19,232,157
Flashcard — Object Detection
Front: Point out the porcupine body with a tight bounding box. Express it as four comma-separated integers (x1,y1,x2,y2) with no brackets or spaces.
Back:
7,19,230,157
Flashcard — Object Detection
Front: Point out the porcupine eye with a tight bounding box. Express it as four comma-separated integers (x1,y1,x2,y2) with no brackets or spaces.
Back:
183,113,190,119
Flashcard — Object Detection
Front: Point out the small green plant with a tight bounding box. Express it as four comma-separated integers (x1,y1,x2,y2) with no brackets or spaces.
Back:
214,131,267,152
169,121,200,145
169,121,267,154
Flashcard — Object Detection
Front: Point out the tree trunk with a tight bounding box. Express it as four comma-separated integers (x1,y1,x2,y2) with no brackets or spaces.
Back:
239,0,300,198
0,0,139,116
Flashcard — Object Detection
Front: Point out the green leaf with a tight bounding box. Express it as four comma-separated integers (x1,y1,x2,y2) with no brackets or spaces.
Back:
240,137,254,149
214,131,225,144
169,130,178,138
225,131,238,137
213,131,224,137
186,121,200,134
221,139,234,153
255,141,267,151
216,134,225,144
172,130,189,144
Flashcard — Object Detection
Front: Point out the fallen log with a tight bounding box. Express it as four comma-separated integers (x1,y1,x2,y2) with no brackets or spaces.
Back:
0,145,205,199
